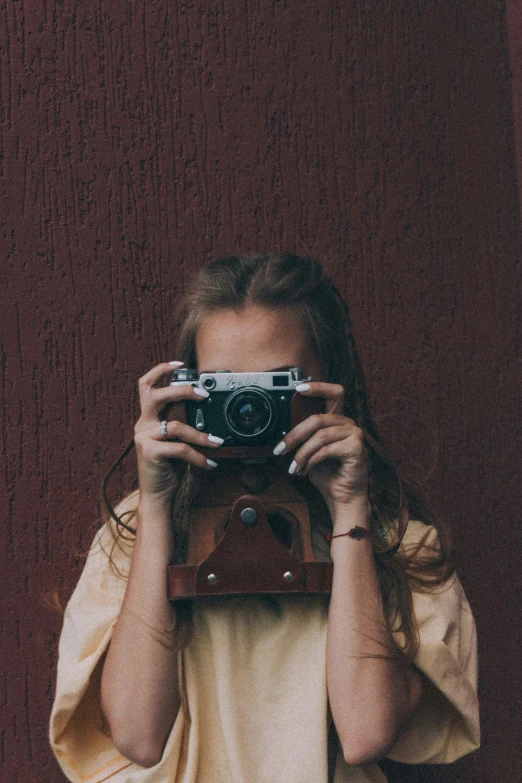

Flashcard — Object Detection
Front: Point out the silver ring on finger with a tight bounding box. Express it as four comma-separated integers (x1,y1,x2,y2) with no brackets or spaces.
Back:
160,419,168,440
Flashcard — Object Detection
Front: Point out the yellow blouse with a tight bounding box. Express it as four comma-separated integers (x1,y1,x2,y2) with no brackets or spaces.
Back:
49,497,479,783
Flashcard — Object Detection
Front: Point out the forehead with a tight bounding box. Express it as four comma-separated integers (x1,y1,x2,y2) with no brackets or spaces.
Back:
195,306,316,374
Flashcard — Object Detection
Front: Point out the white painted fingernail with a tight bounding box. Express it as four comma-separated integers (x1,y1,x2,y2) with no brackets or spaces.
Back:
208,434,225,445
169,360,184,366
288,460,298,475
206,459,218,468
273,440,286,456
194,388,210,397
295,383,311,392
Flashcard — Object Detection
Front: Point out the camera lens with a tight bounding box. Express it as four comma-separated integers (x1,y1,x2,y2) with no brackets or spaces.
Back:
224,388,274,438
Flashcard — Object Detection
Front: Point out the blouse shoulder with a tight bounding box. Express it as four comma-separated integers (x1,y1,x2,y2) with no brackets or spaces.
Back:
400,516,441,553
49,491,142,783
388,519,480,763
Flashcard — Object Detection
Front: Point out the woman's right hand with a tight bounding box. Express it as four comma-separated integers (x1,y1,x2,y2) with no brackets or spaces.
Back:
134,362,222,503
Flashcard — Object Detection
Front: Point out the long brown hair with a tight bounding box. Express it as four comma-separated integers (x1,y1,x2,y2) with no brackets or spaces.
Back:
104,253,455,660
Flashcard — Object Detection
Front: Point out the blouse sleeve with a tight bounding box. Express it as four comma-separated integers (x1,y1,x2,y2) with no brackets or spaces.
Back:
49,492,141,782
387,520,480,764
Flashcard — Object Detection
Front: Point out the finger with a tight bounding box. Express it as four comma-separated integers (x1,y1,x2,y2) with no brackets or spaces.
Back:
273,413,355,456
139,418,224,449
290,424,353,472
139,361,185,389
299,436,367,477
140,382,209,419
138,362,186,410
134,435,218,471
296,381,344,414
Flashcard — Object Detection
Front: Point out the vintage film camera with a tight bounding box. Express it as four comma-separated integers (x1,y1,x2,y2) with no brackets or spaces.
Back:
164,366,336,598
168,366,323,455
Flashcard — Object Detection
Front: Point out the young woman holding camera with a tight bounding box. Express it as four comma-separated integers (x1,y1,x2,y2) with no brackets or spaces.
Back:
50,254,479,782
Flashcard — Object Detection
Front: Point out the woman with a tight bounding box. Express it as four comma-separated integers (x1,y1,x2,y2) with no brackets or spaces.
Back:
49,253,480,782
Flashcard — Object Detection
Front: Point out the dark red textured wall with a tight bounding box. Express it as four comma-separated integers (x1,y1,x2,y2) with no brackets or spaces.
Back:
507,0,522,217
1,1,521,781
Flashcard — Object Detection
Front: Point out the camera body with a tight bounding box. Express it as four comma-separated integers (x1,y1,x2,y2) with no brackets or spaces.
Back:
169,367,316,447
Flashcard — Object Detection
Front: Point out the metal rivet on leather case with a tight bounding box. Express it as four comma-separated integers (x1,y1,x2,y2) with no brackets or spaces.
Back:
240,507,258,525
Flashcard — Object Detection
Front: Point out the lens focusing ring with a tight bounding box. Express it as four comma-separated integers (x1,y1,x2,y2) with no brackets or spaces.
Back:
224,386,274,439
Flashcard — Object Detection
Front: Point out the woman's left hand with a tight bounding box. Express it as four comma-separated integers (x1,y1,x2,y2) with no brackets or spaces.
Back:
273,382,369,514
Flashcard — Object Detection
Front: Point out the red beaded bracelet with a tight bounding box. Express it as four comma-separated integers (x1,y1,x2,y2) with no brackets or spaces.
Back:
326,525,370,541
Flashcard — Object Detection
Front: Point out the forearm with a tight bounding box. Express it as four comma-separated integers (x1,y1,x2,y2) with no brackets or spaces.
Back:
101,496,181,767
326,499,422,766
